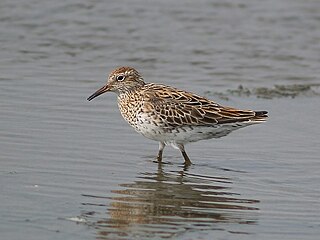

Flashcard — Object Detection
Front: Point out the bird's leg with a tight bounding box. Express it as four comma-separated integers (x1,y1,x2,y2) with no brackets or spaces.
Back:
177,144,192,166
181,151,192,166
157,142,165,162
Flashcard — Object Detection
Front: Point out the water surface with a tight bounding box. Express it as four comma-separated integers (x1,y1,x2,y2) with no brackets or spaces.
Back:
1,0,320,239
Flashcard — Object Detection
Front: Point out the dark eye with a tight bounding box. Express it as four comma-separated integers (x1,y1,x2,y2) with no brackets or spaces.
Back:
116,75,125,81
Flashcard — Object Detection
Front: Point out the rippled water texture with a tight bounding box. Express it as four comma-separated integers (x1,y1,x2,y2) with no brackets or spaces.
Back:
1,0,320,240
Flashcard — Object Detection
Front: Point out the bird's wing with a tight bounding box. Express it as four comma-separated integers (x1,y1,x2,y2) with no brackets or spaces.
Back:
143,84,265,127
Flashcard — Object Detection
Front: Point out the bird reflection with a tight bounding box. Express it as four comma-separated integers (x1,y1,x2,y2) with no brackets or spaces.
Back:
81,163,259,239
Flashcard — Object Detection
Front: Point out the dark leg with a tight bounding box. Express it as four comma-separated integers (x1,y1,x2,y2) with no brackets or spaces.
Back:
177,144,192,166
157,142,165,162
181,151,192,166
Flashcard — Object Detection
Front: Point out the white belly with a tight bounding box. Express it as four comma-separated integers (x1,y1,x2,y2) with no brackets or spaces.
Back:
121,107,254,145
133,120,250,145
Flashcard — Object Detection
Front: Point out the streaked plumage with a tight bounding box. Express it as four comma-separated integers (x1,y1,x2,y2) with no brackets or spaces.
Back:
88,67,268,165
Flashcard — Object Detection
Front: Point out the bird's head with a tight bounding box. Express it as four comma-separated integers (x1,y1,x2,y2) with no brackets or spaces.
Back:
87,66,145,101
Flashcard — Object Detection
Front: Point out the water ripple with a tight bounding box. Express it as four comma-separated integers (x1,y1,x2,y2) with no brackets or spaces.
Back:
80,164,259,240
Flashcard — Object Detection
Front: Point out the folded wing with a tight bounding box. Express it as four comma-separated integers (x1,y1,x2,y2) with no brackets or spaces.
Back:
143,84,268,127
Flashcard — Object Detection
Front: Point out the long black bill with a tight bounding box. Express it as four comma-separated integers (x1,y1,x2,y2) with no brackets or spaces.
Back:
87,85,110,101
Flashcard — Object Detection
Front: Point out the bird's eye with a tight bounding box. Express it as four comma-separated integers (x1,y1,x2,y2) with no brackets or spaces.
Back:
116,75,125,81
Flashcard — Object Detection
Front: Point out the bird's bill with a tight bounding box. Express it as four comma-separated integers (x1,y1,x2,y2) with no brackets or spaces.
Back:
87,85,110,101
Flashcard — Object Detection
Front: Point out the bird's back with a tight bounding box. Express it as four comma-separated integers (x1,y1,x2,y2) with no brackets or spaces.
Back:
116,83,267,143
139,83,268,126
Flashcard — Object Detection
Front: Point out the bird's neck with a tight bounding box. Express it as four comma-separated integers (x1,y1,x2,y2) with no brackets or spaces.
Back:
118,83,145,96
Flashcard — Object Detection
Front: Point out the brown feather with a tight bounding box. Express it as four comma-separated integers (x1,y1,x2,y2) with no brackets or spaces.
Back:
143,84,267,127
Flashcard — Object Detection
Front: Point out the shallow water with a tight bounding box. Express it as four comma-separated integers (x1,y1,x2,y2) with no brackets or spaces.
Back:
1,0,320,239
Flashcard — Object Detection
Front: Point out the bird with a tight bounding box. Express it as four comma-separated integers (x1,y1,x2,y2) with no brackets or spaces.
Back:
87,67,268,166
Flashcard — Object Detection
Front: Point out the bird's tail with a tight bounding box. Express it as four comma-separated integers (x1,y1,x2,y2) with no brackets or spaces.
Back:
251,111,268,122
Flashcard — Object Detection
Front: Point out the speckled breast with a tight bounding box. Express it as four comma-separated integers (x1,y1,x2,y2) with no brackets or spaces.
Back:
117,92,145,131
117,91,169,140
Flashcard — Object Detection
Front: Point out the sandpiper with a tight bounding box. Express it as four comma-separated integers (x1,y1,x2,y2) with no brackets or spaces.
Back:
88,67,268,165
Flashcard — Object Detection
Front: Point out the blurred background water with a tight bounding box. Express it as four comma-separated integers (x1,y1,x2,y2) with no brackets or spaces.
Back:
0,0,320,239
